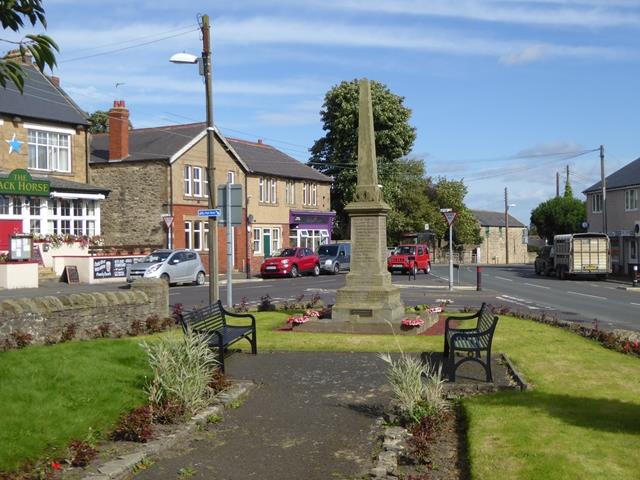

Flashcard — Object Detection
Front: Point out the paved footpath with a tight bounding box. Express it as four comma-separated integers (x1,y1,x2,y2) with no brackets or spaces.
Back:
133,352,392,480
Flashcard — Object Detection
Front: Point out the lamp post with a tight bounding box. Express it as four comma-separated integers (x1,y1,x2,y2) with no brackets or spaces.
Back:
504,187,516,265
171,14,218,303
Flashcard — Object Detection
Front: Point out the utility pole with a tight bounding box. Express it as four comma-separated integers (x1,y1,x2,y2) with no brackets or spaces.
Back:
600,145,607,235
566,164,570,192
505,187,509,265
556,171,560,198
202,14,218,303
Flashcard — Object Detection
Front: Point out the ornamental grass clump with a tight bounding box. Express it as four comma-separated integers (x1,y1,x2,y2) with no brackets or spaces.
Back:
378,351,428,422
141,330,218,417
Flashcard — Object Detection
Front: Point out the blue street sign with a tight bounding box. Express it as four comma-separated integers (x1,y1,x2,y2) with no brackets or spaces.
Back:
198,209,221,217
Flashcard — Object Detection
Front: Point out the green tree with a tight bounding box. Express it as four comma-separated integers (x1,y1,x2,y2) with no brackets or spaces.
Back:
530,196,586,242
0,0,58,92
427,178,482,246
88,110,109,134
310,79,416,238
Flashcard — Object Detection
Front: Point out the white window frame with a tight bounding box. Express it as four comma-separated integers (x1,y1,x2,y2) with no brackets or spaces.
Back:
270,178,277,204
184,221,192,249
29,198,99,236
193,166,202,197
303,183,309,205
26,123,74,173
625,189,638,211
259,177,265,203
285,180,295,204
253,227,262,254
193,221,202,250
591,193,602,213
184,166,192,197
311,183,317,206
203,169,209,198
272,227,280,252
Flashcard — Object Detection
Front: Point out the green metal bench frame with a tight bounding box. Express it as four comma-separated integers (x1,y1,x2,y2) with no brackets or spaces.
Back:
443,302,499,382
179,300,257,373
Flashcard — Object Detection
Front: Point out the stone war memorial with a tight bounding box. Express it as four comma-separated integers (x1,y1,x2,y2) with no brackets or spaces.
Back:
330,78,405,332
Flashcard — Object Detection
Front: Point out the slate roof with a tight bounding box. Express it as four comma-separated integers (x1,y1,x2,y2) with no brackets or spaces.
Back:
90,122,332,183
226,137,331,183
0,170,109,195
471,210,525,228
0,64,88,126
583,157,640,194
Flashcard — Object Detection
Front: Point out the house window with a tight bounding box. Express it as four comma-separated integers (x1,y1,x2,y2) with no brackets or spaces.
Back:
311,183,317,206
60,219,71,234
203,222,209,248
73,220,82,235
285,180,295,204
591,193,602,213
12,197,22,215
625,189,638,211
184,221,192,249
484,227,490,237
73,200,83,217
203,169,209,198
259,177,266,203
41,198,97,235
30,219,41,234
272,228,280,252
193,167,202,197
303,183,309,205
253,228,262,254
184,166,192,196
27,127,71,172
499,227,503,238
193,221,202,250
60,200,71,217
0,196,8,215
270,178,277,204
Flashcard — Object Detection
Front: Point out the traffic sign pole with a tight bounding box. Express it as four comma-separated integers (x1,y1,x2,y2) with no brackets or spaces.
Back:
440,209,457,291
226,182,233,308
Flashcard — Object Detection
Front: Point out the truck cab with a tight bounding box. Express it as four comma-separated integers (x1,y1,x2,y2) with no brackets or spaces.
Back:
534,245,555,276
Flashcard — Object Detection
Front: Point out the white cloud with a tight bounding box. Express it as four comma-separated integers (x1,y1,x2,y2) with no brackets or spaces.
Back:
254,99,322,127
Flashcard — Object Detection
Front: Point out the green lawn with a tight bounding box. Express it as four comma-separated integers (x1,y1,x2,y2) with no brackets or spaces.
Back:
2,311,638,479
0,338,150,472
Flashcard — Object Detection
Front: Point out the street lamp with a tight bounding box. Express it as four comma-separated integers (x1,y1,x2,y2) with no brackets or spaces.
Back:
170,14,218,303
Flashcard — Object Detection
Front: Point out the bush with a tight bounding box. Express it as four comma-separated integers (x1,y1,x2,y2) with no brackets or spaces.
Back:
110,405,154,443
67,440,97,467
10,331,33,349
128,319,144,336
145,315,164,333
257,294,276,312
151,399,185,425
142,330,219,416
60,322,77,342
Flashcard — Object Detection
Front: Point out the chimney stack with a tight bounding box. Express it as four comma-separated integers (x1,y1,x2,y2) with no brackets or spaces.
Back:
49,76,60,87
257,139,263,145
108,100,129,160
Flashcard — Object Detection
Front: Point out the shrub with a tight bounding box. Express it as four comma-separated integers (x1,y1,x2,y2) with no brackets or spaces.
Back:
67,440,98,467
208,369,230,394
379,351,428,423
145,315,164,333
305,293,322,309
142,330,219,416
171,303,184,321
151,399,185,425
97,322,112,338
110,405,154,443
10,330,33,349
234,297,250,313
60,322,77,342
128,319,145,336
257,294,275,312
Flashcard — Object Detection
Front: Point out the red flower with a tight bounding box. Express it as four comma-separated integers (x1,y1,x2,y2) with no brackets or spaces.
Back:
51,461,62,470
633,339,639,350
623,341,631,352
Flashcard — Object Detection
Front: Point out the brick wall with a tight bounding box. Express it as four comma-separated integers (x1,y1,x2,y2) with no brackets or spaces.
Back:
90,160,168,245
0,279,168,345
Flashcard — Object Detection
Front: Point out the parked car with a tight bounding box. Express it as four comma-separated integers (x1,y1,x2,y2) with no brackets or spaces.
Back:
127,249,206,286
534,245,555,276
260,247,320,278
387,244,431,275
318,242,351,274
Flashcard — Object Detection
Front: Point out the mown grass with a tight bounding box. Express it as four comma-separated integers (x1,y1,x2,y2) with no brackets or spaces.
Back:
0,338,150,472
2,311,638,479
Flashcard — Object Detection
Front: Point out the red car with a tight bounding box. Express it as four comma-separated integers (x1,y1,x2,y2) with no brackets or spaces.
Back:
260,247,321,278
387,244,431,275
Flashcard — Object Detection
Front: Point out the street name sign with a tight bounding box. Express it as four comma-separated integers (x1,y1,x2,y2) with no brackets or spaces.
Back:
198,209,221,217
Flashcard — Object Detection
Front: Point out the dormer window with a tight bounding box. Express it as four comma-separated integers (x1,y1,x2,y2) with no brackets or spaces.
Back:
26,124,73,173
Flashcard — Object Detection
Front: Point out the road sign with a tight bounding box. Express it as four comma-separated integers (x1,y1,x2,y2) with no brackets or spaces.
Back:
442,211,457,226
198,209,221,217
217,184,243,226
162,215,174,228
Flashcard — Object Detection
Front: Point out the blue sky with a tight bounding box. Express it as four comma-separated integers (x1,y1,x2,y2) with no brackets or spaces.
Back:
5,0,640,224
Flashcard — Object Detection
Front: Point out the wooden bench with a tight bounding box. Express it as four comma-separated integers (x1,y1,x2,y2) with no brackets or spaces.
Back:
179,300,257,373
443,302,499,382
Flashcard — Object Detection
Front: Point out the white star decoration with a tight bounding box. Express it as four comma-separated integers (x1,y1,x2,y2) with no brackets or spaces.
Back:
6,134,23,154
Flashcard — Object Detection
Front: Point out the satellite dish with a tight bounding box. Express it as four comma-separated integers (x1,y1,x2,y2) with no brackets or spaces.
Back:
581,222,589,229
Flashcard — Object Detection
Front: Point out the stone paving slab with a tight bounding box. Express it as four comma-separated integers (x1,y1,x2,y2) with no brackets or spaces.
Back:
131,352,393,480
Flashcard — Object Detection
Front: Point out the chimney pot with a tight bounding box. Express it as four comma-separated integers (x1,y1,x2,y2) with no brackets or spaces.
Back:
257,139,263,145
49,76,60,87
109,100,130,160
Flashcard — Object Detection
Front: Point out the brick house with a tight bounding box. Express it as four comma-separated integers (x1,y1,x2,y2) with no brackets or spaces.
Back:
89,101,333,274
471,210,528,264
584,157,640,274
0,59,109,250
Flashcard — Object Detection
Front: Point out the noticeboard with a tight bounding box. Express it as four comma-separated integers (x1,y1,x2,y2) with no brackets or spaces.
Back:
93,257,137,279
65,265,80,284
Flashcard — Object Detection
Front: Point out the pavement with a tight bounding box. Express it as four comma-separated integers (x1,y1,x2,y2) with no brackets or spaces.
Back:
133,352,393,480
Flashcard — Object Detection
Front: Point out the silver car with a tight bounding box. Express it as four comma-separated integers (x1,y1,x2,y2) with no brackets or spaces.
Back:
127,249,206,286
318,242,351,274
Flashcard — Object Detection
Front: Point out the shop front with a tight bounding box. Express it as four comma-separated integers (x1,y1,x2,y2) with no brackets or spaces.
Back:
288,210,335,251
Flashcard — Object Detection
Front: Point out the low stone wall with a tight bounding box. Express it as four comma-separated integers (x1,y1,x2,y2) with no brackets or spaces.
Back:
0,279,169,345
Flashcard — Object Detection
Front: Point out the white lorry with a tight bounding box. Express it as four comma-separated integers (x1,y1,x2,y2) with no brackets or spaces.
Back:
553,233,611,280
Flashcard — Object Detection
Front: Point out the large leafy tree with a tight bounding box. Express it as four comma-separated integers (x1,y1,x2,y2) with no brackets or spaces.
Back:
530,183,586,242
427,178,482,246
88,110,109,134
310,79,417,238
1,0,58,92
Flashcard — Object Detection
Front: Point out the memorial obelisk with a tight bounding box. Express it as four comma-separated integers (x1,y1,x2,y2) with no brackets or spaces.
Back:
331,79,404,330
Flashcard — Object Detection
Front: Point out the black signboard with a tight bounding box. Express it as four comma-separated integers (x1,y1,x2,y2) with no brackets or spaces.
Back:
65,265,80,284
32,244,44,266
93,257,137,279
